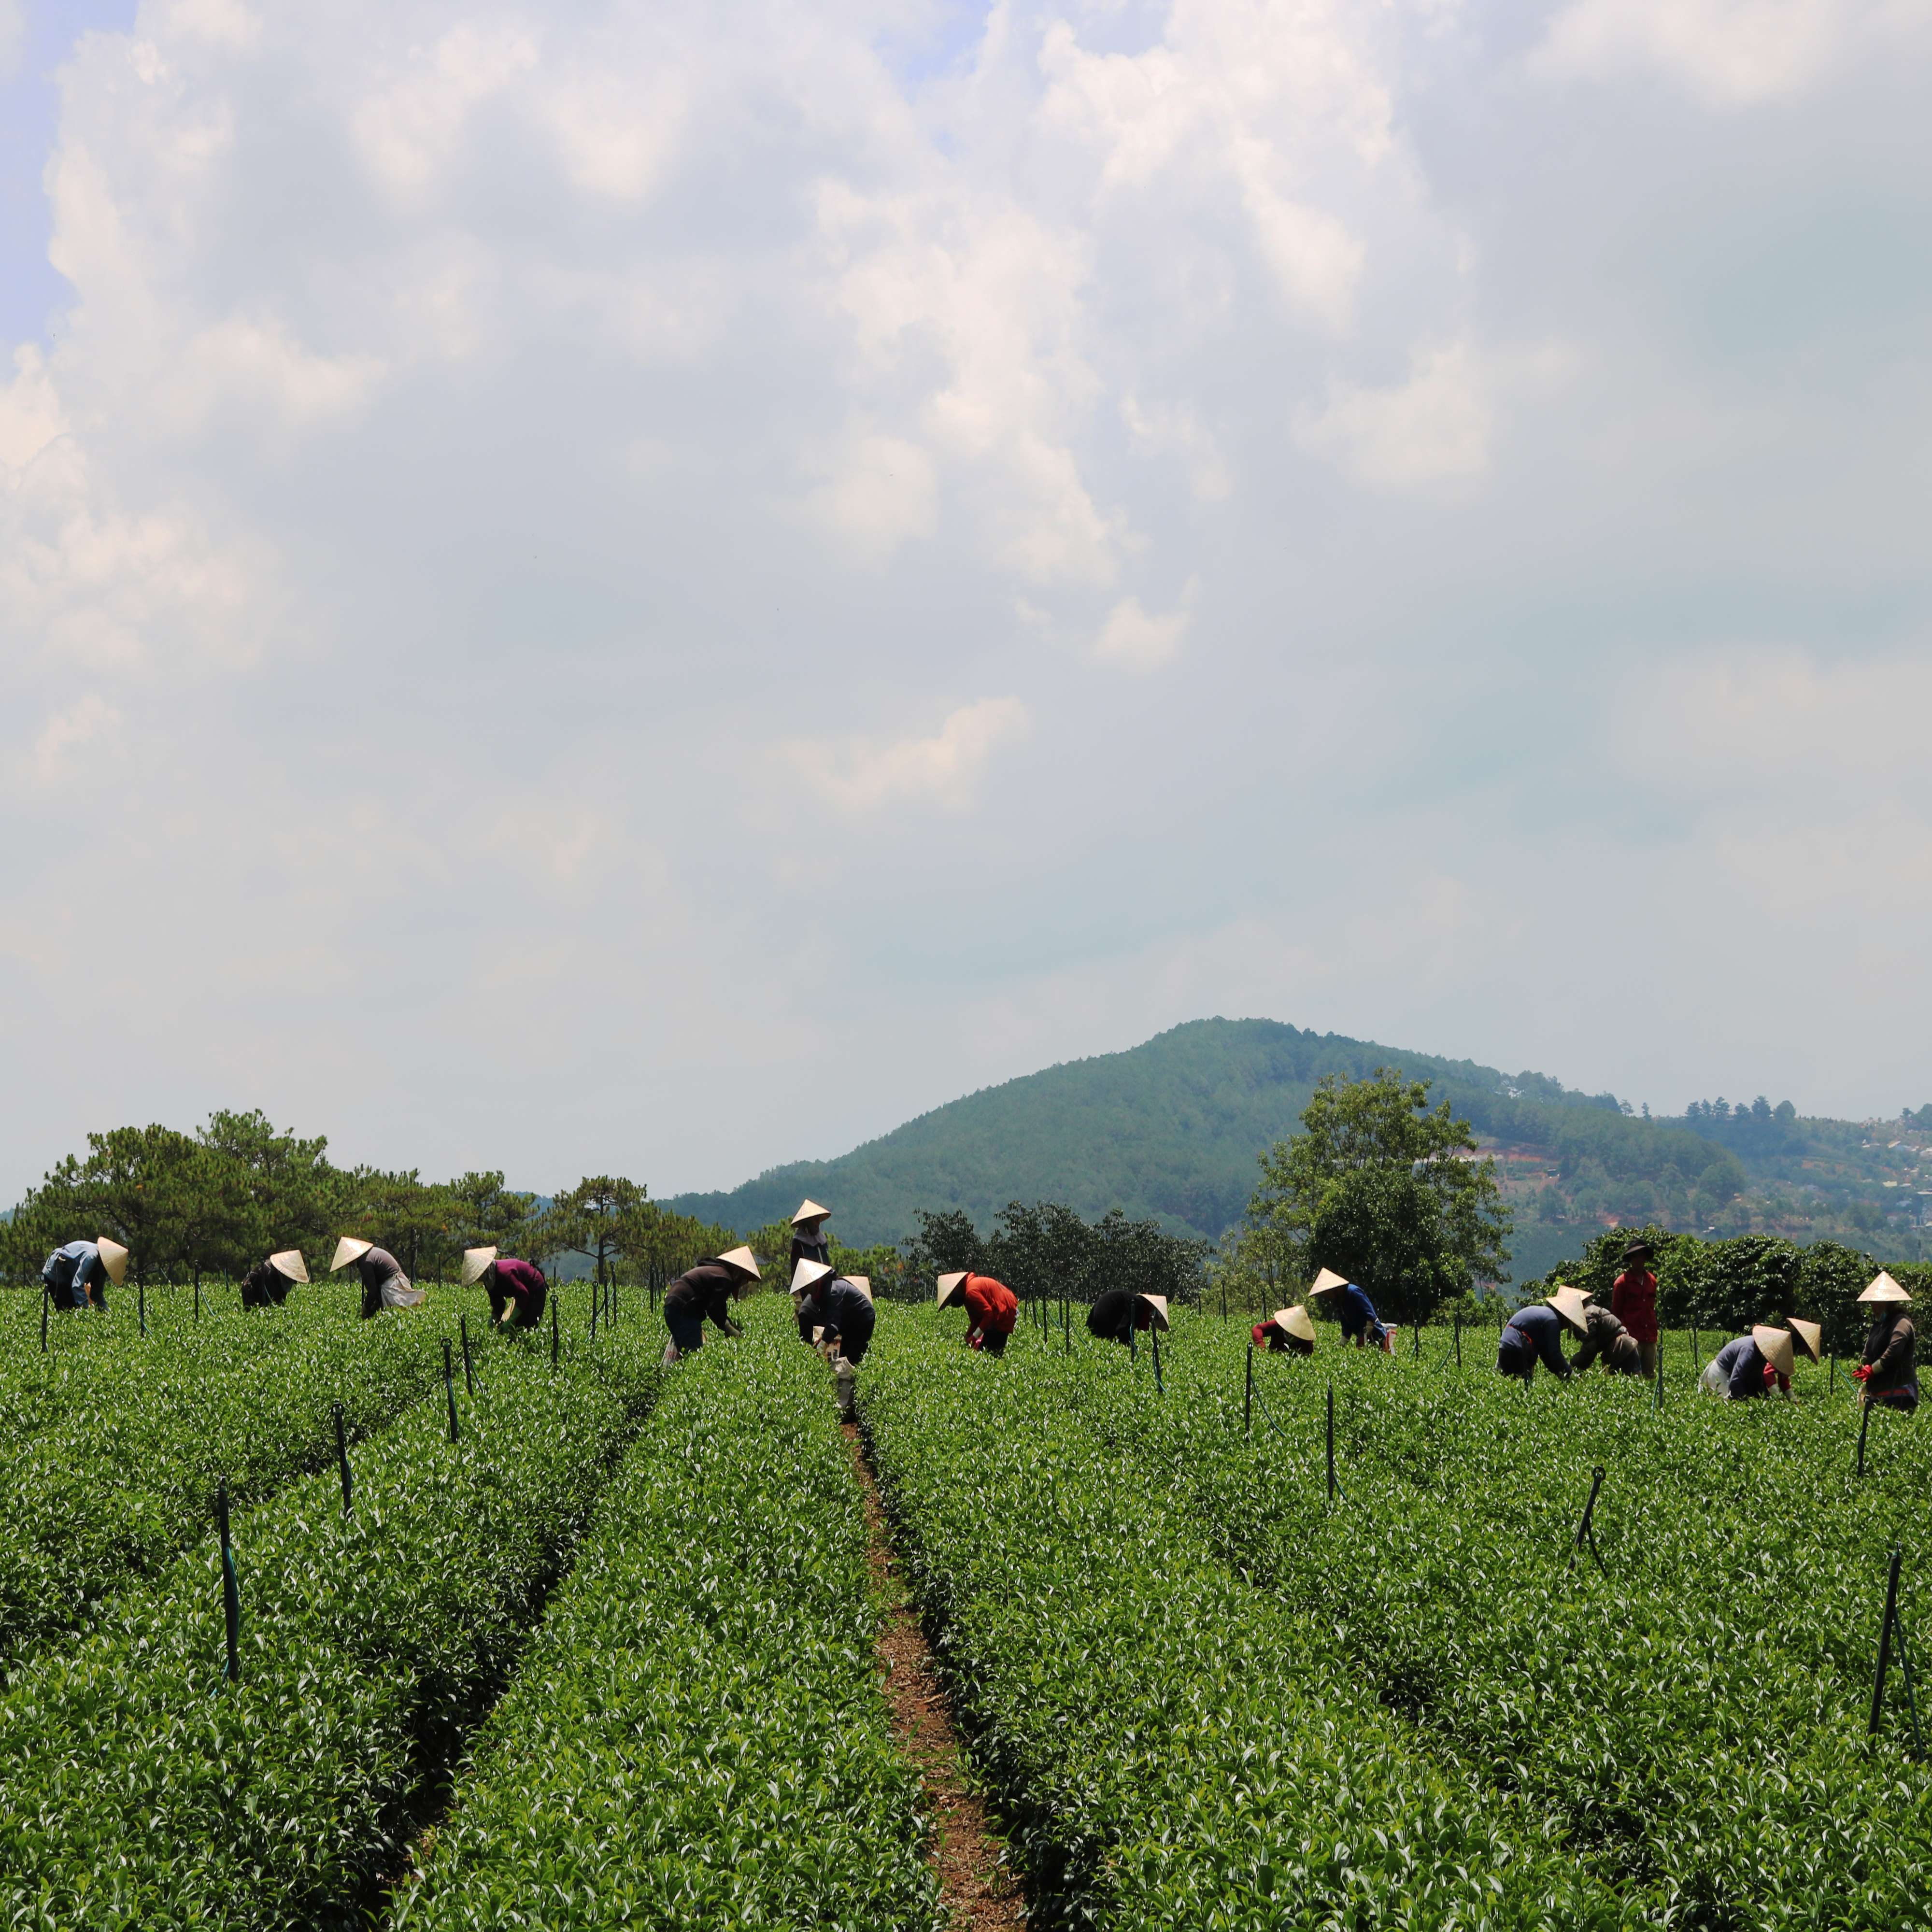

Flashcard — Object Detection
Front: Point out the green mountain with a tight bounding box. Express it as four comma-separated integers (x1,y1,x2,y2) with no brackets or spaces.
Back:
668,1017,1932,1281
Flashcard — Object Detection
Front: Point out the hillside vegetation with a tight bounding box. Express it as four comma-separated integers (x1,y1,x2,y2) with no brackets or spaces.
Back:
670,1018,1932,1277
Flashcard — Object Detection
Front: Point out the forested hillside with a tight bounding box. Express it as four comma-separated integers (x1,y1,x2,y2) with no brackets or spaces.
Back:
670,1018,1932,1279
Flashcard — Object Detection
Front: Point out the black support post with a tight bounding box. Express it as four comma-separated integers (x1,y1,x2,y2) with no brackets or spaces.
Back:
333,1401,353,1513
443,1339,460,1442
216,1481,241,1685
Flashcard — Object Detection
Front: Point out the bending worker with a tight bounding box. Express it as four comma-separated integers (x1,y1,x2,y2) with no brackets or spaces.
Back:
1253,1305,1317,1356
1701,1322,1811,1399
1611,1240,1660,1378
1855,1273,1918,1412
1088,1287,1166,1347
1498,1287,1589,1382
1568,1295,1643,1375
937,1269,1018,1356
463,1246,549,1328
41,1236,128,1311
1308,1267,1392,1351
662,1245,760,1362
240,1249,308,1308
331,1236,426,1318
793,1259,877,1364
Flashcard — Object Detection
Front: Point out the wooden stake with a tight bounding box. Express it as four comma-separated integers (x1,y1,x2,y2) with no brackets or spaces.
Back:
551,1300,560,1367
1871,1549,1903,1735
1326,1380,1336,1501
1244,1345,1253,1437
443,1339,461,1443
216,1481,241,1685
460,1315,474,1396
333,1401,353,1513
1151,1321,1164,1394
1858,1393,1873,1477
40,1287,49,1354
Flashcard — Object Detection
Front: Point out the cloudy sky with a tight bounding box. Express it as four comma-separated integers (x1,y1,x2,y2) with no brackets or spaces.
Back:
2,0,1930,1202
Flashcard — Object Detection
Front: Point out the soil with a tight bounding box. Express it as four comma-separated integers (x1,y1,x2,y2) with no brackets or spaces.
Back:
841,1420,1030,1932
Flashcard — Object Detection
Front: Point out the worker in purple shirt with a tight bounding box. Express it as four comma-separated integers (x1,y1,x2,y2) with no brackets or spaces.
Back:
1307,1267,1392,1350
463,1247,548,1328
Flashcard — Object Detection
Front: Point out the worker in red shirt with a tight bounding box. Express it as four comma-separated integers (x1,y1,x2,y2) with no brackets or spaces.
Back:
1610,1239,1659,1378
937,1270,1018,1356
463,1246,549,1328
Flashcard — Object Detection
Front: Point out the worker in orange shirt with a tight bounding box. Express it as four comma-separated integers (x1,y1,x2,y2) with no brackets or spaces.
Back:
937,1270,1018,1356
1610,1239,1659,1378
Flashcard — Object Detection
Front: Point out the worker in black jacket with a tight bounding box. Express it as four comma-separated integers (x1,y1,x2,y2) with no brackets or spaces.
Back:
240,1249,308,1308
1855,1273,1918,1412
663,1246,760,1362
1088,1288,1167,1346
1252,1305,1317,1355
793,1260,878,1364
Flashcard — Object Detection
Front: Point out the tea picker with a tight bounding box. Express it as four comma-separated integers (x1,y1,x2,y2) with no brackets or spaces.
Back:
1699,1321,1820,1399
463,1247,549,1329
1496,1289,1586,1382
1307,1268,1393,1352
1252,1305,1317,1357
792,1259,877,1364
331,1237,425,1318
1566,1293,1644,1376
1088,1288,1167,1348
787,1200,834,1343
1854,1272,1918,1414
240,1249,308,1309
661,1246,760,1363
937,1270,1018,1356
1611,1239,1661,1378
40,1236,128,1312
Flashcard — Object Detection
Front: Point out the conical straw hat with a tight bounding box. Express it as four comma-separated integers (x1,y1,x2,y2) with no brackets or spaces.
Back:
95,1237,129,1284
461,1247,498,1286
845,1274,874,1303
1137,1293,1171,1332
1752,1324,1796,1377
1546,1285,1591,1337
1860,1271,1912,1305
330,1236,372,1272
1309,1267,1350,1298
792,1199,831,1226
791,1257,833,1295
1277,1305,1316,1345
718,1246,761,1282
1788,1317,1822,1364
270,1249,309,1284
936,1270,968,1308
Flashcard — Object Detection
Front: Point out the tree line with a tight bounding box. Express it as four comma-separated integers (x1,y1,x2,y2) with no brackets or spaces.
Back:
0,1113,744,1293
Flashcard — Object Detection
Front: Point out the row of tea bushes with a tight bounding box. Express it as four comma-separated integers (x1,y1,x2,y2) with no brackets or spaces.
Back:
860,1318,1629,1931
0,1324,662,1930
394,1307,938,1930
0,1297,471,1669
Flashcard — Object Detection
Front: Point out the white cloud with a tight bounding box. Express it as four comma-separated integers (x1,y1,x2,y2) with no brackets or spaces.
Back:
353,24,540,201
1533,0,1901,106
30,694,124,781
0,346,67,469
801,429,938,564
1093,585,1197,672
792,698,1033,813
1294,340,1490,487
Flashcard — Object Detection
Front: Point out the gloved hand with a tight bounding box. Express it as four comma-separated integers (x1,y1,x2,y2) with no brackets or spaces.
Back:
1763,1362,1778,1390
1853,1364,1873,1383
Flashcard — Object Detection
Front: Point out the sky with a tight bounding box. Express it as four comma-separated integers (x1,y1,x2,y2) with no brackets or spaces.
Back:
3,0,1931,1205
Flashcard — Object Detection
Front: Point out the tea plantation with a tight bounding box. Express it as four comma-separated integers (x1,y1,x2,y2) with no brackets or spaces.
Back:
0,1285,1925,1930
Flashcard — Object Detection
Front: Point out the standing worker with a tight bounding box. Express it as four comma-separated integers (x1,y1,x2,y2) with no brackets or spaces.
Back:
1701,1324,1801,1399
1497,1288,1589,1382
662,1246,760,1363
40,1237,128,1312
240,1249,308,1308
1853,1273,1918,1413
937,1270,1018,1356
1568,1295,1643,1375
788,1203,833,1346
463,1247,549,1328
1611,1240,1660,1379
1087,1288,1167,1347
1253,1306,1317,1356
1308,1268,1394,1352
331,1237,426,1318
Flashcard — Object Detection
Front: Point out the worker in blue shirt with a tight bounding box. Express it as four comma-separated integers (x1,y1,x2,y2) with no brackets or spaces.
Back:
1498,1288,1591,1382
41,1237,128,1311
1308,1267,1392,1350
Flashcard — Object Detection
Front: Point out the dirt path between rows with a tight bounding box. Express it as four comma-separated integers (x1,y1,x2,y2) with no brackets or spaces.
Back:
841,1420,1029,1932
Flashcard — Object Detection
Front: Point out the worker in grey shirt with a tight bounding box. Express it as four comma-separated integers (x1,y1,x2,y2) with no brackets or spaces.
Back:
41,1237,128,1311
330,1236,424,1318
1570,1301,1642,1375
